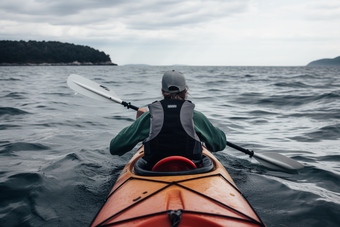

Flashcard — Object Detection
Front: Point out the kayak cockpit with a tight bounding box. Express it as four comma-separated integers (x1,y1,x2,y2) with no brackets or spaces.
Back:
134,155,214,176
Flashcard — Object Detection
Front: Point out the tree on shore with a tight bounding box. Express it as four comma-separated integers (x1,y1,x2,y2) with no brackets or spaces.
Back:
0,40,112,64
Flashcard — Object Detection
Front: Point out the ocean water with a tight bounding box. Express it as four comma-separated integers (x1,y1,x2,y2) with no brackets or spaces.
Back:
0,65,339,227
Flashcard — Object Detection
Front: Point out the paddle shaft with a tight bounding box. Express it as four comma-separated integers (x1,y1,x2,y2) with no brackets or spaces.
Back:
122,101,139,111
227,141,254,157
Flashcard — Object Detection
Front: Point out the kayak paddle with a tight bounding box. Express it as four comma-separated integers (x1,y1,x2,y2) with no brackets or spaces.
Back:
67,74,139,110
67,74,304,171
227,141,304,171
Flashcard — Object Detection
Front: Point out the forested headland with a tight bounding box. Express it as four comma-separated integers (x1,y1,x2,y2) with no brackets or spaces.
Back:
0,40,117,66
307,56,340,66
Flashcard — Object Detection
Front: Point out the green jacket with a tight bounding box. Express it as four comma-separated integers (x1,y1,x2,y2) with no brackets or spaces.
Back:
110,110,226,155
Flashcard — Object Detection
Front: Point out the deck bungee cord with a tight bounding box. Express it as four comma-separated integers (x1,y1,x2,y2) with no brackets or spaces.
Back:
91,173,265,227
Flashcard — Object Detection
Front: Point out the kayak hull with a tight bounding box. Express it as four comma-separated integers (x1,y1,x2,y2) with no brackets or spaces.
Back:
90,146,265,227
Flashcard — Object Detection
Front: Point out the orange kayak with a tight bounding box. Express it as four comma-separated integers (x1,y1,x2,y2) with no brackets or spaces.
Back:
90,146,265,227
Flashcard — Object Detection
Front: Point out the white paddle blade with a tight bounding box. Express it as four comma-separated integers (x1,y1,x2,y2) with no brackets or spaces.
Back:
67,74,122,104
254,152,304,171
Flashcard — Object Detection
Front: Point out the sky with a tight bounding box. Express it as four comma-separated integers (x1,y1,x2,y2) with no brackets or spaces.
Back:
1,0,340,66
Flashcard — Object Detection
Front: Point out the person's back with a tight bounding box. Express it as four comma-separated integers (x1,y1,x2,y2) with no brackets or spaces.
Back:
143,99,202,168
110,70,226,169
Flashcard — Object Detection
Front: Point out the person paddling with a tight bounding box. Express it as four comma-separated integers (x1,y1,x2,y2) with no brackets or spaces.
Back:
110,70,226,169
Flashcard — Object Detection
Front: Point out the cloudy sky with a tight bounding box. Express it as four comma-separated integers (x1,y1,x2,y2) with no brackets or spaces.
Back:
1,0,340,66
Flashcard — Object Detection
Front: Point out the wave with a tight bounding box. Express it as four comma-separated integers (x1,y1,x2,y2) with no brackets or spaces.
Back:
318,155,340,162
274,81,310,88
233,91,340,107
2,172,42,191
0,77,21,81
0,172,44,226
286,110,340,120
3,92,27,99
106,116,135,122
0,142,50,156
289,124,340,142
0,107,29,116
289,74,322,79
247,110,278,116
304,124,340,141
0,124,21,130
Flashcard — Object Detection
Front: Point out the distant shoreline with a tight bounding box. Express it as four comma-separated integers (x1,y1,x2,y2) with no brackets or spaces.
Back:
307,56,340,66
0,61,118,66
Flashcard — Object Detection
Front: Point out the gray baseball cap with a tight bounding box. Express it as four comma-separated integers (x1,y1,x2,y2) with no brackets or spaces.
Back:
162,70,187,93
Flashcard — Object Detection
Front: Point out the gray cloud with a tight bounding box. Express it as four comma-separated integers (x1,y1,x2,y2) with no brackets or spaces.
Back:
286,1,340,21
0,0,252,28
1,0,123,16
125,1,252,29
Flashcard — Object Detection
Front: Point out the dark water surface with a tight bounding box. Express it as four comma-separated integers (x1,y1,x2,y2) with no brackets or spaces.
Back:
1,66,340,226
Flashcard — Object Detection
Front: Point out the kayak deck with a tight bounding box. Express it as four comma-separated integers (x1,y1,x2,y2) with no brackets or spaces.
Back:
90,147,265,227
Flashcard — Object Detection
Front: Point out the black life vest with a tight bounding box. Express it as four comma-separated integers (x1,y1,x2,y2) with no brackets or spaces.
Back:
143,99,202,167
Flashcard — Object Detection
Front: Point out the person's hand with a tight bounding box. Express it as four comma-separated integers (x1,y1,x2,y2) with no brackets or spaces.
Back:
136,108,148,119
